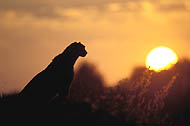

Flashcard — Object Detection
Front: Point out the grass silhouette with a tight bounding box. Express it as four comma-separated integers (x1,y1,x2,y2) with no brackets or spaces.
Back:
0,58,189,126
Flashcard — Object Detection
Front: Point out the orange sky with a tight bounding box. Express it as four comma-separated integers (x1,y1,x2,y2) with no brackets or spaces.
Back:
0,0,189,92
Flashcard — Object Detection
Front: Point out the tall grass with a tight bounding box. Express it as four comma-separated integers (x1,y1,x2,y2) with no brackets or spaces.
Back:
104,69,177,126
70,62,183,126
0,59,189,126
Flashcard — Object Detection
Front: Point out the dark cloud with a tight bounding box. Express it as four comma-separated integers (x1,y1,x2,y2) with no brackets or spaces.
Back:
0,0,142,18
0,0,189,17
0,0,60,18
1,0,188,20
0,0,136,9
157,3,189,12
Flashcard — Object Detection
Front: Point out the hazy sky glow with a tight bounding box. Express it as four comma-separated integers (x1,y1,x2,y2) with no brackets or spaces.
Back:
0,0,189,92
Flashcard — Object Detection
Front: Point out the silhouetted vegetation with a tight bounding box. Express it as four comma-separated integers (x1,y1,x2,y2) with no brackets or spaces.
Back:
0,58,189,126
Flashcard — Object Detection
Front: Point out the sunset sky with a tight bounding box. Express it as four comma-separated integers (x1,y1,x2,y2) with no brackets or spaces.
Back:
0,0,189,92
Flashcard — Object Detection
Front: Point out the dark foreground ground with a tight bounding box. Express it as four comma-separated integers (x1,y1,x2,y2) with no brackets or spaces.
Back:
0,59,189,126
0,94,129,126
0,93,189,126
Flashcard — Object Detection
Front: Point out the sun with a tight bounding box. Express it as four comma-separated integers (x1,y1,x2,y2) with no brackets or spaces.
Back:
146,46,178,72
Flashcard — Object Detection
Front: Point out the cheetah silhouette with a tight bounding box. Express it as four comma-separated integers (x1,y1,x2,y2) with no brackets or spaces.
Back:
19,42,87,104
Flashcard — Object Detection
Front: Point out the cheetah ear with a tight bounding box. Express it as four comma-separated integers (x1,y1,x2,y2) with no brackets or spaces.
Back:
78,42,81,44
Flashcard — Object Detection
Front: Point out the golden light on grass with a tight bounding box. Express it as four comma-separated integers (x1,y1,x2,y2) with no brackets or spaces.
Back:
146,46,178,72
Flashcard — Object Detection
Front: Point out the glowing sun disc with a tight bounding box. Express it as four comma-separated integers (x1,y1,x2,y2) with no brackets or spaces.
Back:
146,46,178,72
